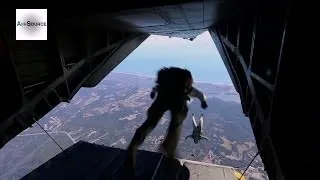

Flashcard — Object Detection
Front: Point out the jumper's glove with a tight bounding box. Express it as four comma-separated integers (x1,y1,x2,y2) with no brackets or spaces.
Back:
201,101,208,109
150,92,156,99
186,96,191,101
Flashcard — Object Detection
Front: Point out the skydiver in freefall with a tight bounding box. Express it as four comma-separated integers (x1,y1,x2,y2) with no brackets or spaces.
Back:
123,67,208,176
185,113,210,144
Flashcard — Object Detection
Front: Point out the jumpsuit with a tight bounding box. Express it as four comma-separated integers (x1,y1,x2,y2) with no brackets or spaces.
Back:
124,68,207,174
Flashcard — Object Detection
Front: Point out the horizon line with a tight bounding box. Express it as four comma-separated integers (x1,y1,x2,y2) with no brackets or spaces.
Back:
110,71,233,86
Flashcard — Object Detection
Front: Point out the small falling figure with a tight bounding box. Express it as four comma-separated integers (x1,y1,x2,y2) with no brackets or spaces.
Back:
185,113,210,144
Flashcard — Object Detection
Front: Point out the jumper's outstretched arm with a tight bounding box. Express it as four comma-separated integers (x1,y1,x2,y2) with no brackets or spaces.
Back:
200,135,210,141
185,135,193,140
199,114,204,130
189,87,207,103
192,113,197,129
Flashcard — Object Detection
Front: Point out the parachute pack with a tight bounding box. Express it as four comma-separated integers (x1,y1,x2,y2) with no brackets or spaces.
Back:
156,67,193,93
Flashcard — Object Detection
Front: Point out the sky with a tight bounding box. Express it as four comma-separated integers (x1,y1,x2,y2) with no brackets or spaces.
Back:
113,31,232,84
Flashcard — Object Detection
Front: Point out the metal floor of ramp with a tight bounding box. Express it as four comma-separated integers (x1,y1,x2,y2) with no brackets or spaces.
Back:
180,160,239,180
21,141,240,180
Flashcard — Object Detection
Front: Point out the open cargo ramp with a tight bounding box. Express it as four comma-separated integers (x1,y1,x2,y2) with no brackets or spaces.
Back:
21,141,244,180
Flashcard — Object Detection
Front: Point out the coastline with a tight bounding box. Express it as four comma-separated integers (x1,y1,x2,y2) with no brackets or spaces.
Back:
111,71,233,86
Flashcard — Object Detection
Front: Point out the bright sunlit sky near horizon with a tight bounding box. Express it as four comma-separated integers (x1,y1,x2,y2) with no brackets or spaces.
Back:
113,31,232,84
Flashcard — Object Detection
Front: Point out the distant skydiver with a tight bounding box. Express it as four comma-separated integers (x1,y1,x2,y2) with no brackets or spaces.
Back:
185,113,210,144
123,67,208,176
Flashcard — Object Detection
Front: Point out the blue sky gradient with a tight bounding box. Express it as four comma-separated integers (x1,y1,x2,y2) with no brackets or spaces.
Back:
113,31,231,84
